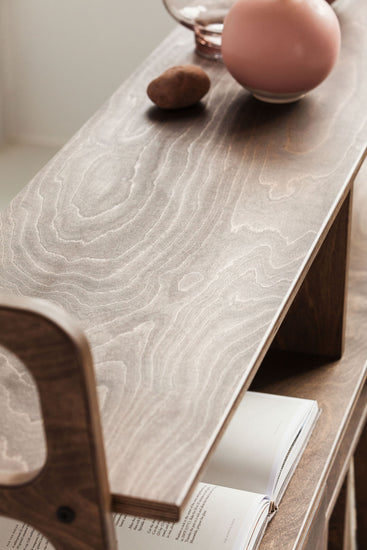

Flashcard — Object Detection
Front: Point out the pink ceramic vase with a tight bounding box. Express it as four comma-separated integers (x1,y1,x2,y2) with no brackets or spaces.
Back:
222,0,341,103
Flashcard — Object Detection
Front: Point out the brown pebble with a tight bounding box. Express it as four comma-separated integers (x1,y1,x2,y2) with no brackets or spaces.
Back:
147,65,211,110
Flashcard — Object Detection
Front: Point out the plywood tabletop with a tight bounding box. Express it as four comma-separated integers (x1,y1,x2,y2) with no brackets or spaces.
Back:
0,0,366,519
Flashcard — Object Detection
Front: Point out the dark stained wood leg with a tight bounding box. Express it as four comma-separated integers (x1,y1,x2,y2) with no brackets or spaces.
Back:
354,423,367,550
328,475,348,550
343,463,357,550
327,464,357,550
303,494,328,550
273,189,352,360
0,296,117,550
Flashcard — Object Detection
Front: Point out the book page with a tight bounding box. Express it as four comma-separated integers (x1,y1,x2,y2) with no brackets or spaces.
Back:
114,484,269,550
0,519,51,550
0,484,270,550
201,392,316,498
273,399,319,503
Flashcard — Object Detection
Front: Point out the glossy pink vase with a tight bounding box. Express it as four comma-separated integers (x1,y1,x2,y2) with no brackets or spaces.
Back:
222,0,341,103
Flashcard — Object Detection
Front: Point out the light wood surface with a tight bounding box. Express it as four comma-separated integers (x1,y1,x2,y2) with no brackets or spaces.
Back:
0,296,117,549
0,0,366,519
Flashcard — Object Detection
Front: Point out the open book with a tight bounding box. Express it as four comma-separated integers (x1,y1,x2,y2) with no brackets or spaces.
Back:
0,391,319,550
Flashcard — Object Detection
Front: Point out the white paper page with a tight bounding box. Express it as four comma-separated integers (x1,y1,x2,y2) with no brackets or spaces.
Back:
0,484,269,550
114,484,269,550
0,519,51,550
273,400,319,503
201,391,315,498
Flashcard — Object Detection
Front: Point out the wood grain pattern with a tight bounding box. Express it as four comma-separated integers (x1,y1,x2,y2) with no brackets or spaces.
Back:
253,158,367,550
0,296,116,549
0,0,366,518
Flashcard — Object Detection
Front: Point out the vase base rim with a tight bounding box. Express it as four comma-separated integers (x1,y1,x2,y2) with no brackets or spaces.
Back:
248,88,307,104
194,30,223,60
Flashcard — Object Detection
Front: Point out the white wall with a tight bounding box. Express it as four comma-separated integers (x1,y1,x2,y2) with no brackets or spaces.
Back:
0,79,3,144
0,0,175,210
0,1,10,144
1,0,175,146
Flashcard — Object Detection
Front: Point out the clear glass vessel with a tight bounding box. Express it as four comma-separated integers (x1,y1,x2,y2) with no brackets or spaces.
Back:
162,0,235,59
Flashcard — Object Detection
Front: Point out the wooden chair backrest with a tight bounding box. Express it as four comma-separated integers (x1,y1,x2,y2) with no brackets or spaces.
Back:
0,294,116,550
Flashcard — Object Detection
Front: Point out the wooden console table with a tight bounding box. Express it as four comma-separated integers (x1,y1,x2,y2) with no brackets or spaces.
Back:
0,0,366,547
252,160,367,550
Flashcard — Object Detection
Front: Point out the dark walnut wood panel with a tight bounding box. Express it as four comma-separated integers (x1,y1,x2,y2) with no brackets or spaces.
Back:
253,158,367,550
328,474,349,550
354,425,367,549
0,0,366,519
273,188,352,359
328,465,357,550
0,296,116,550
